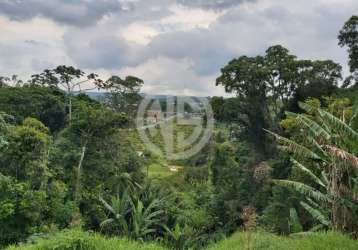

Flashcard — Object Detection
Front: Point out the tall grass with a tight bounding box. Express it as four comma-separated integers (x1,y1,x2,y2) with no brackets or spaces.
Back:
7,230,358,250
207,231,358,250
6,230,166,250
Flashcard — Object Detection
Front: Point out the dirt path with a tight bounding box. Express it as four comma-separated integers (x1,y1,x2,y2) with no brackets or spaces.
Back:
168,165,183,172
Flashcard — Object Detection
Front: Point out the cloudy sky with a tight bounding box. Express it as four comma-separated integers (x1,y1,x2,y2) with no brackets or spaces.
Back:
0,0,357,96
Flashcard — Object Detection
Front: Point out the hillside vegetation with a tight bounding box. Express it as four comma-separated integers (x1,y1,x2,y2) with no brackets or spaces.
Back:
7,230,358,250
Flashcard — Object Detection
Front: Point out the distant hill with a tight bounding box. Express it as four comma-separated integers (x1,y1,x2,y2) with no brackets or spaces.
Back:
84,92,107,102
81,92,211,103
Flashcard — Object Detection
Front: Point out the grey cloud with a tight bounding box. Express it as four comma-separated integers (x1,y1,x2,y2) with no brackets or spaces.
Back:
31,58,57,72
63,30,143,69
145,29,234,75
142,0,358,77
4,0,357,96
62,0,358,81
60,1,275,75
177,0,256,10
24,40,49,47
0,41,66,76
0,0,176,26
0,0,124,26
24,40,41,45
0,0,253,27
63,26,234,75
115,0,173,24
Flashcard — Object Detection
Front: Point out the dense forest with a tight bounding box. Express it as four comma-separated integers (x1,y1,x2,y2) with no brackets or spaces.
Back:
0,15,357,250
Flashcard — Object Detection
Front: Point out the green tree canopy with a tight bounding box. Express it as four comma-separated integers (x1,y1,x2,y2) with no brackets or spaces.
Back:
338,15,358,87
216,45,342,156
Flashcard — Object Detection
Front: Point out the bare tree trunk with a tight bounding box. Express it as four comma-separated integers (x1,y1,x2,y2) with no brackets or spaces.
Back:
69,95,72,124
66,84,72,124
75,145,86,203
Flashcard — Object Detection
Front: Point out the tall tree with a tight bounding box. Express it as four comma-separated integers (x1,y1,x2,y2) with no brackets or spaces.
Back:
103,75,144,124
210,96,225,122
68,104,128,203
30,65,102,122
217,45,342,155
265,45,298,111
216,55,271,155
288,60,341,112
338,15,358,87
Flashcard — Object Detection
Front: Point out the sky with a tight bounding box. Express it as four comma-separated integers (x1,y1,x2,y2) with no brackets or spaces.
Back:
0,0,357,96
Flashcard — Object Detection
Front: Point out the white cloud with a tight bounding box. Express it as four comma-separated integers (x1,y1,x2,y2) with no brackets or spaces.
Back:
120,22,159,45
0,16,72,76
118,56,227,96
160,5,225,31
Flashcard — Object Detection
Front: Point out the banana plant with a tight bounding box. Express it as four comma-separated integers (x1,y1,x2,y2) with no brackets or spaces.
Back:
163,223,193,250
267,100,358,233
111,172,142,195
129,197,164,241
99,190,131,235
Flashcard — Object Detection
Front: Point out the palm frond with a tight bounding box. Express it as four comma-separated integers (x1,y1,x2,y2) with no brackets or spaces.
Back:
265,129,321,160
300,201,331,227
143,199,163,215
306,136,328,159
318,109,358,141
291,159,326,188
100,218,114,228
99,196,116,215
306,197,321,209
321,171,329,186
273,179,330,203
145,210,164,221
286,111,331,141
298,102,317,114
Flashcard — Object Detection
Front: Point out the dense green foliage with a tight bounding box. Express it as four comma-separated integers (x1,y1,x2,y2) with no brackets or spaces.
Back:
0,86,66,131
